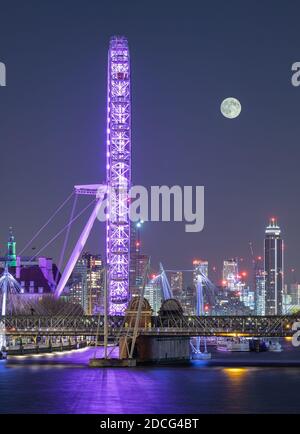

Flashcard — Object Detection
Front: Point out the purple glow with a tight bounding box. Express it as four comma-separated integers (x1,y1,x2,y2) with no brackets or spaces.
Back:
106,36,131,315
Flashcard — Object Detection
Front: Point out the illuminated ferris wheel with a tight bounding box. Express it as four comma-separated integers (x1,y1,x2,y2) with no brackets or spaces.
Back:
106,36,131,315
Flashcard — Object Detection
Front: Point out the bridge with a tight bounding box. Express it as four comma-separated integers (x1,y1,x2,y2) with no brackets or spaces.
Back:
1,314,299,338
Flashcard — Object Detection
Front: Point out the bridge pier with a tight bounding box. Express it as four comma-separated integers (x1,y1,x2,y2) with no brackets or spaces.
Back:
120,335,190,364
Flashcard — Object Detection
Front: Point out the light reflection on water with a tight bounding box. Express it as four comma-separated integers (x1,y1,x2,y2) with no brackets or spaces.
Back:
223,367,248,379
1,347,300,413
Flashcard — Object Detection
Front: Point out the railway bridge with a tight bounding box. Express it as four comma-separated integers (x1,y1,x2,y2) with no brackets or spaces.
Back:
1,314,299,338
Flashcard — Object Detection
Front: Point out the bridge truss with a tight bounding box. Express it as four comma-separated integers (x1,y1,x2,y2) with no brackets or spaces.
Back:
2,315,298,338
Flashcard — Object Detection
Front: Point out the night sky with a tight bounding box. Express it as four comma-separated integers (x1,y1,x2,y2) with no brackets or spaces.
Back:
1,0,300,284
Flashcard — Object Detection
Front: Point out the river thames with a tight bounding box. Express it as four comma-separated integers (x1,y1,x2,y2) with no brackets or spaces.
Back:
1,343,300,414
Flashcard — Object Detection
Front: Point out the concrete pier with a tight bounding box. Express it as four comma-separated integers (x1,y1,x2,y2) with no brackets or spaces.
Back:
119,335,190,364
136,336,190,363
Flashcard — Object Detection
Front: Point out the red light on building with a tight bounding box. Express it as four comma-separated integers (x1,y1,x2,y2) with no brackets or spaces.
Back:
241,271,247,278
204,304,209,312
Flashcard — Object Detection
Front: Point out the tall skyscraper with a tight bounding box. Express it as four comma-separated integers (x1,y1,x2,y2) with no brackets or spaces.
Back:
192,260,209,315
69,256,88,308
130,221,141,292
180,286,196,315
193,259,208,279
144,278,161,315
129,221,148,297
251,256,265,315
264,218,283,315
68,253,104,314
85,254,104,315
223,258,238,290
254,258,266,315
169,271,183,299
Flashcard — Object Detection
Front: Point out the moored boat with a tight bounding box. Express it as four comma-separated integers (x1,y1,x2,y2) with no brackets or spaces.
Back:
217,338,250,352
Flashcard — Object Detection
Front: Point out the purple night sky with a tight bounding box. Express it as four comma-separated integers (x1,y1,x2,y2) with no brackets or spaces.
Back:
1,0,300,285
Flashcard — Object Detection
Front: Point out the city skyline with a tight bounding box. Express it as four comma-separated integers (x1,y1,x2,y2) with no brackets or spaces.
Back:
0,217,293,288
1,2,300,281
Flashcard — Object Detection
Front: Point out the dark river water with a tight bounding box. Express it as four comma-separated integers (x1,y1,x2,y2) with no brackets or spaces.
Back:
1,343,300,414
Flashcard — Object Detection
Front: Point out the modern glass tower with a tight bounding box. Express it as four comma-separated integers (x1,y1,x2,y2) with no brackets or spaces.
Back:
264,218,283,315
254,257,265,315
222,258,238,290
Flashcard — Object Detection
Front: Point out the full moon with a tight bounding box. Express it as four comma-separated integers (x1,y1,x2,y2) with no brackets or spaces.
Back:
220,97,241,119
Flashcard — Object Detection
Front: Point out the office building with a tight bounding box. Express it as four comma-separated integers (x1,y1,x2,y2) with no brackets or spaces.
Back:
223,258,238,290
169,271,183,300
264,218,283,315
68,253,104,314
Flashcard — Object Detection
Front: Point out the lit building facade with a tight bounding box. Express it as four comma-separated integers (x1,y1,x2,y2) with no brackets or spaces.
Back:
129,221,141,291
129,221,148,298
144,278,162,315
0,229,59,296
254,257,265,315
283,283,300,313
68,256,88,309
129,253,148,298
212,287,251,316
169,271,183,299
223,258,238,290
191,260,209,315
86,254,104,315
181,286,196,315
288,283,300,306
282,293,293,314
68,253,104,314
193,259,208,279
239,285,255,311
264,218,283,315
